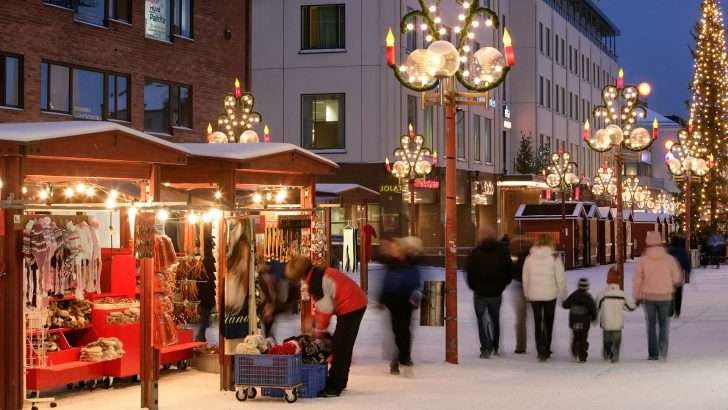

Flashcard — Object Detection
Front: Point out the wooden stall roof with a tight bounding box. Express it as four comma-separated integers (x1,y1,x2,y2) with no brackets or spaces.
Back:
316,183,380,205
515,202,588,220
583,202,601,219
610,208,634,222
598,207,613,220
632,212,659,223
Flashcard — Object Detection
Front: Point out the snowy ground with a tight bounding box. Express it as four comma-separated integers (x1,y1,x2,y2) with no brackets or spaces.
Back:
49,261,728,410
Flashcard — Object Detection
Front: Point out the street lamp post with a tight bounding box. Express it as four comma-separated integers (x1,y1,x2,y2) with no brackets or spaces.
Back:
385,124,437,236
583,69,656,287
543,152,579,254
665,127,713,250
386,0,514,364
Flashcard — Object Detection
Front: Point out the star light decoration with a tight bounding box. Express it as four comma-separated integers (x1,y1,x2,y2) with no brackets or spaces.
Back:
385,124,437,180
591,163,617,198
622,176,651,209
543,152,580,191
664,126,714,178
582,70,657,152
385,0,514,92
207,78,268,144
647,191,676,214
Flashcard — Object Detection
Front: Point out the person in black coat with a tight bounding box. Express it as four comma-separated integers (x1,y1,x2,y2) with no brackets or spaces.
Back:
668,234,691,318
466,226,512,358
196,225,217,342
562,278,598,362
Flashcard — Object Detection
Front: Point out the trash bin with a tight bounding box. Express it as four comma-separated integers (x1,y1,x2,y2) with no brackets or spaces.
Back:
420,281,444,327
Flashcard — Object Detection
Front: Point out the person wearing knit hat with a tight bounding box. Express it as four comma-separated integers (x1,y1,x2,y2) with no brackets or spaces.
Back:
562,277,598,362
597,265,637,363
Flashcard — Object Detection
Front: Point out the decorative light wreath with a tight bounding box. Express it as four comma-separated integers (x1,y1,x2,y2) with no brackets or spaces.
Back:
385,124,437,181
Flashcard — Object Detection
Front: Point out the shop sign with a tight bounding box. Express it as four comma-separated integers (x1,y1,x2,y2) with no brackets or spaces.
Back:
488,98,497,108
502,104,512,129
414,179,440,189
379,184,401,194
145,0,170,41
472,180,495,205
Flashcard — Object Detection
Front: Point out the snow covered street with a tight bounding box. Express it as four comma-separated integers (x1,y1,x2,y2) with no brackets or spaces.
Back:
52,262,728,410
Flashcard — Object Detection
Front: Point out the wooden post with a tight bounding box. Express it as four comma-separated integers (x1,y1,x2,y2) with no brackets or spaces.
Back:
300,182,314,332
1,156,24,410
217,170,235,391
444,88,459,364
141,165,161,409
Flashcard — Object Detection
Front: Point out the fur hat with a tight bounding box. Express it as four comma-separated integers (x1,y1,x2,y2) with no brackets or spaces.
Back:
578,277,590,290
645,231,663,247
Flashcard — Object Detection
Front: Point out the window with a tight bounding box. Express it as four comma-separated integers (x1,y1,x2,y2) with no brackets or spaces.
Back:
561,88,566,115
539,23,544,53
144,80,192,133
110,0,132,22
555,86,560,113
424,105,434,148
41,62,70,113
407,95,418,129
586,58,590,82
473,115,481,162
107,74,129,121
546,79,551,109
484,117,492,163
301,4,345,50
41,62,130,120
546,28,551,57
44,0,72,8
555,35,559,62
406,7,417,51
173,0,193,38
581,55,585,79
568,92,573,119
76,0,106,26
561,38,565,66
456,109,465,159
568,46,573,71
539,76,544,106
301,94,345,149
1,53,22,108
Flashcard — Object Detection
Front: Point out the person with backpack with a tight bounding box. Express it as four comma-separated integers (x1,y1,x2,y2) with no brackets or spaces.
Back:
522,235,567,362
562,278,598,362
466,226,513,358
597,266,637,363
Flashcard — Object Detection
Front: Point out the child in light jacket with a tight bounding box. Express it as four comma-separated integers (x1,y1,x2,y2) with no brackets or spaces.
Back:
597,266,637,363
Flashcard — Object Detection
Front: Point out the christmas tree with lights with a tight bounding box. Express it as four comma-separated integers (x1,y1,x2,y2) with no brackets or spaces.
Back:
689,0,728,232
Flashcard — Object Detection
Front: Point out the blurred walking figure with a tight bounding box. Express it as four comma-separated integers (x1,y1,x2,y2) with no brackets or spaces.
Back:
667,234,691,318
597,266,636,363
509,237,532,354
466,226,512,358
523,235,567,362
634,231,682,361
706,232,725,268
562,278,597,362
379,237,423,376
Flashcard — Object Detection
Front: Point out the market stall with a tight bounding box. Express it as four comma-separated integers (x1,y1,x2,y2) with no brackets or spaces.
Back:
315,183,380,292
632,212,660,256
584,203,601,267
597,207,614,265
514,202,588,270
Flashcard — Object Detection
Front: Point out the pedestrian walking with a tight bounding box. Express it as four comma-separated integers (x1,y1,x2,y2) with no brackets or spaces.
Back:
286,256,368,397
667,234,691,318
379,237,423,376
522,235,567,362
562,278,597,362
195,228,216,342
509,237,532,354
597,266,636,363
466,226,513,358
633,231,683,361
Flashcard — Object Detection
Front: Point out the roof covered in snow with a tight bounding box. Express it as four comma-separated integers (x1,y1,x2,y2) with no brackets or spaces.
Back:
179,143,338,168
316,183,378,196
0,121,187,153
638,109,682,128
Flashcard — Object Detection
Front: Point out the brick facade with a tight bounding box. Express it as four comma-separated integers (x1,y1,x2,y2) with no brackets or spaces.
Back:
0,0,249,142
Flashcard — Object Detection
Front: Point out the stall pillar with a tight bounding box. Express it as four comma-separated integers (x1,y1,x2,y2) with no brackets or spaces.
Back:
359,203,369,293
0,156,24,410
219,171,235,391
300,183,314,332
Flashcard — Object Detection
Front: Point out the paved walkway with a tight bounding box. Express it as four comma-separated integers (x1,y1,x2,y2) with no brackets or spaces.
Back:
51,262,728,409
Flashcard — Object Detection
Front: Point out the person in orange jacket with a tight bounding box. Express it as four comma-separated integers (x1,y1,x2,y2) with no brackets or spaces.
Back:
286,256,368,397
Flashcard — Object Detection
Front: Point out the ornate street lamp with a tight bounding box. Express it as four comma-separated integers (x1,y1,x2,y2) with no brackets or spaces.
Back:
665,126,714,249
386,0,513,364
543,152,579,252
583,69,656,286
207,78,268,144
385,125,437,236
591,163,617,198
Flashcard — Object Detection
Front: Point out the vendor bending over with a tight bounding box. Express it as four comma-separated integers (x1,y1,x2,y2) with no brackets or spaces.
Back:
286,256,368,397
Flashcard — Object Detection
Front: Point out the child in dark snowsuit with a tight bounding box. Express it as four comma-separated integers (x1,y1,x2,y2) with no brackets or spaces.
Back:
562,278,598,362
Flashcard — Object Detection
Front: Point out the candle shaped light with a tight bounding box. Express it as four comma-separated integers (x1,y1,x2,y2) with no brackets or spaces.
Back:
234,78,242,98
652,118,659,139
263,125,271,143
582,120,590,141
385,157,392,172
432,151,438,165
207,123,213,137
408,123,415,139
616,68,624,89
386,28,396,66
503,28,515,66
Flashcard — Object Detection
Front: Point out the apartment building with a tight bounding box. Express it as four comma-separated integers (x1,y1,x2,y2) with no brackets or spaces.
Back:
0,0,250,142
502,0,620,235
251,0,511,250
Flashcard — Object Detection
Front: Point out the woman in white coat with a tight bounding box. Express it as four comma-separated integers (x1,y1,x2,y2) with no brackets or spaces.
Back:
522,235,567,361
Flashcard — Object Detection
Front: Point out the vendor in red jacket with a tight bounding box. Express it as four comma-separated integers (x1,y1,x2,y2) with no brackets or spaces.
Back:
286,256,368,397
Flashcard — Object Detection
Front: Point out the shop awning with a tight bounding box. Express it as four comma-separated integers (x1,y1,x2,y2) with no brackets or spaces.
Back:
316,183,380,205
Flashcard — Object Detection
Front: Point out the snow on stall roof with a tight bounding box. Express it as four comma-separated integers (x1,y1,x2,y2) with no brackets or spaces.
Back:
0,121,189,153
631,212,658,223
179,143,338,168
316,183,379,196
